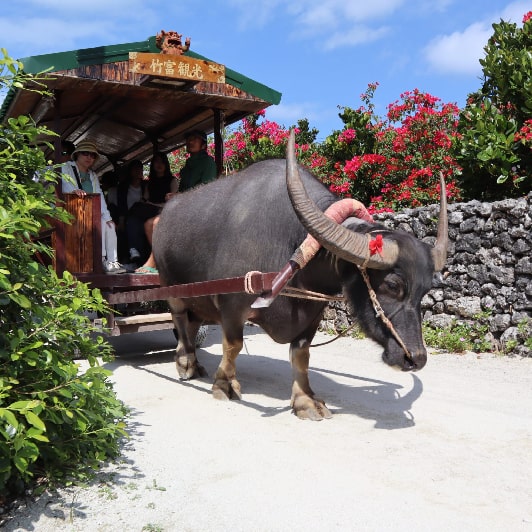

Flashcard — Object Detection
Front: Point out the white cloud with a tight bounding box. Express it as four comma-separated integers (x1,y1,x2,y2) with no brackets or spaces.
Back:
500,1,531,24
290,0,404,43
294,3,338,31
27,0,148,14
265,101,319,127
423,22,491,75
323,25,390,50
0,0,163,59
423,1,532,76
332,0,404,21
292,0,404,27
225,0,285,29
226,0,403,42
0,16,131,58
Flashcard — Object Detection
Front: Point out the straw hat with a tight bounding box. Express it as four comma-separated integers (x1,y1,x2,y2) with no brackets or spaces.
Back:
71,140,100,160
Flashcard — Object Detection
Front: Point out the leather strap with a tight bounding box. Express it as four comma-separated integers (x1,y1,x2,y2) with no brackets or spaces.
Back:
106,271,279,305
71,164,83,189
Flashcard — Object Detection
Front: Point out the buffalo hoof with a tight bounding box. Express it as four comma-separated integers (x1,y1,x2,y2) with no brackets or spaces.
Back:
291,394,332,421
175,355,207,380
212,377,242,401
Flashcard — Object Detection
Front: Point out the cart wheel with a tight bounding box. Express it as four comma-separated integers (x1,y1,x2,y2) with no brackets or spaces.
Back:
172,326,208,347
196,325,208,347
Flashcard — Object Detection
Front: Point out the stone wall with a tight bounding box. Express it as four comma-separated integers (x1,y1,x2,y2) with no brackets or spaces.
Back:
322,192,532,356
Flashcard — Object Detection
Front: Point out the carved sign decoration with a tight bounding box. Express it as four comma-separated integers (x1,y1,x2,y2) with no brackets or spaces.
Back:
155,30,190,55
129,52,225,84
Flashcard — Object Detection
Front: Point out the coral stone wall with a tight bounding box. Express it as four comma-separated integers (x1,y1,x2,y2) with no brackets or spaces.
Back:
322,192,532,355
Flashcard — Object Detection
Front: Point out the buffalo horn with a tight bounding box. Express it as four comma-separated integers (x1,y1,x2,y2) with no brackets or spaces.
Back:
285,129,399,269
431,172,449,271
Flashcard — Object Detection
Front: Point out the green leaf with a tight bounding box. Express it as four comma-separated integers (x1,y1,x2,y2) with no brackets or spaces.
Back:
8,400,32,411
0,408,19,428
25,411,46,431
13,455,29,473
26,428,49,442
8,292,31,308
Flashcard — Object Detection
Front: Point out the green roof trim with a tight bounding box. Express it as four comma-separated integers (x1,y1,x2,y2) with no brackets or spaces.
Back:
15,35,281,105
17,38,158,73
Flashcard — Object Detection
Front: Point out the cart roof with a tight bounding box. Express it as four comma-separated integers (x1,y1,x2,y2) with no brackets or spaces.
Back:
0,35,282,172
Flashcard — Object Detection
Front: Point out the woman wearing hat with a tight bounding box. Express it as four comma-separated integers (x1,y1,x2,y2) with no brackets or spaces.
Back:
61,140,126,274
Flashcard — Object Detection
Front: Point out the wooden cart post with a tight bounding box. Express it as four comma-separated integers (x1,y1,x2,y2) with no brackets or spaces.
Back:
54,194,103,275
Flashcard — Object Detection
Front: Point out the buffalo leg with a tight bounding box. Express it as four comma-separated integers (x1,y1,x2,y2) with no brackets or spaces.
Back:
171,310,206,380
290,338,332,421
212,331,243,401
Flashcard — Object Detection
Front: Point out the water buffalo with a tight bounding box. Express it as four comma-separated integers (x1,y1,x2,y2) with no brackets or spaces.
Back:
153,131,448,420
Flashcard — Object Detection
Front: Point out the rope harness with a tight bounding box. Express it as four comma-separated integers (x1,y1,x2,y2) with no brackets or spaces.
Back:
246,263,414,362
356,265,414,363
357,233,414,363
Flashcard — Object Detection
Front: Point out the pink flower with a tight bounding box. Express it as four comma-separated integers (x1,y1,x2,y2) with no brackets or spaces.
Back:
338,129,357,144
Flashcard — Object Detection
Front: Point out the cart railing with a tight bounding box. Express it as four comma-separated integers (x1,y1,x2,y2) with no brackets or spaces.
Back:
52,194,168,335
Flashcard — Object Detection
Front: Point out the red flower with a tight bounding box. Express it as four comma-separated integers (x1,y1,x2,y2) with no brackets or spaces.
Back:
369,234,383,255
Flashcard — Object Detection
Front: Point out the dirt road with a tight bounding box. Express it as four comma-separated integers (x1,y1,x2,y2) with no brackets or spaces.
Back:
4,325,532,531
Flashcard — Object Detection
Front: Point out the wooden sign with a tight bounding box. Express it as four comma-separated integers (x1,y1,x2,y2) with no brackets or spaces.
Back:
129,52,225,84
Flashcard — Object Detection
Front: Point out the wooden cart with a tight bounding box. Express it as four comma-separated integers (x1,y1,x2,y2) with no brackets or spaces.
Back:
1,33,282,335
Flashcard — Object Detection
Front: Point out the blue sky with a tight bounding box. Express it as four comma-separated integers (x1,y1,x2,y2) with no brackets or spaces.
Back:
1,0,529,140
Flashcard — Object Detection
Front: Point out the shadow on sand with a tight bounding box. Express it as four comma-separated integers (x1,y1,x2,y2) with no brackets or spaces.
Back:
105,325,422,430
2,326,423,531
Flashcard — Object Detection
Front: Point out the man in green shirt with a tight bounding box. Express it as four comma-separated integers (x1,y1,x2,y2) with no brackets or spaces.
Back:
178,129,217,192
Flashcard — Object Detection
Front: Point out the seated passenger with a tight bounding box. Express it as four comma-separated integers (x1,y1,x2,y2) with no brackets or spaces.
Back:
135,129,216,274
60,141,125,274
126,152,176,264
115,160,147,265
60,140,76,163
101,170,120,223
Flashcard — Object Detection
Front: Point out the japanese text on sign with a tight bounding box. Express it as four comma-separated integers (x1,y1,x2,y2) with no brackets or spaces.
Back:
129,52,225,84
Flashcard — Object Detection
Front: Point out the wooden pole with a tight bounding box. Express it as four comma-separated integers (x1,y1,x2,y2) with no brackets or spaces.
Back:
213,108,224,176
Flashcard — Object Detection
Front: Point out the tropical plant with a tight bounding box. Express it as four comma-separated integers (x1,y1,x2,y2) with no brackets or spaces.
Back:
456,11,532,199
0,51,128,499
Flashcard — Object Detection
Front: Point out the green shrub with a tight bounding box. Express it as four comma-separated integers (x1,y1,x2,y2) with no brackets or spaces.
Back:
456,13,532,200
0,51,128,498
423,314,492,354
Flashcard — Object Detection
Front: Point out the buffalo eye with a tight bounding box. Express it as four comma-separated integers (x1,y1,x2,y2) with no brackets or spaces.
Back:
382,273,405,299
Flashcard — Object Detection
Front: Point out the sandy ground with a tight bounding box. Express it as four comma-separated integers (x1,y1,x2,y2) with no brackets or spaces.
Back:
3,325,532,532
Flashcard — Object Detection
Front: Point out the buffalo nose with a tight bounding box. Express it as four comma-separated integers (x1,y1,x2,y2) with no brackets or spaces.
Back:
403,352,427,372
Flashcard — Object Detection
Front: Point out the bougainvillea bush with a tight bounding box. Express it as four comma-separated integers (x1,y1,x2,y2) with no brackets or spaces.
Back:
210,85,464,213
319,85,463,212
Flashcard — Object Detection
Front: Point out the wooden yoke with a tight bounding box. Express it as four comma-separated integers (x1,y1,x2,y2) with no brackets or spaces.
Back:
54,193,103,275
